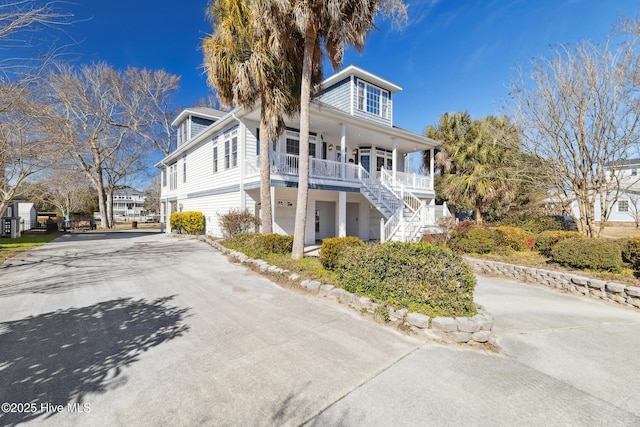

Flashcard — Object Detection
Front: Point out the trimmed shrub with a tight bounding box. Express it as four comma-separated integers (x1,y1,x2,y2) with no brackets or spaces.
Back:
490,212,572,234
534,230,584,257
319,236,365,271
170,211,205,234
550,238,623,272
229,232,293,257
336,242,477,318
623,237,640,268
259,234,293,254
494,226,529,251
219,209,260,240
448,224,498,254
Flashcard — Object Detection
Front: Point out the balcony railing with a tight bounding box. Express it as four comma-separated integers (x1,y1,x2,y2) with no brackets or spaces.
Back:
245,153,432,191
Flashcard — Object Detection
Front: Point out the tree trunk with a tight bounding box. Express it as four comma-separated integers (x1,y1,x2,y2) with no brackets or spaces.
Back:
291,26,316,259
95,168,109,229
107,189,114,229
475,201,483,224
259,109,273,235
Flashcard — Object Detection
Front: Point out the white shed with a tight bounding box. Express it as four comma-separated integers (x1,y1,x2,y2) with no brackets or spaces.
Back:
18,203,37,231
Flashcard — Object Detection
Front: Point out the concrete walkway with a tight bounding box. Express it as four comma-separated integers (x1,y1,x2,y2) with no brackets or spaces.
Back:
1,233,639,426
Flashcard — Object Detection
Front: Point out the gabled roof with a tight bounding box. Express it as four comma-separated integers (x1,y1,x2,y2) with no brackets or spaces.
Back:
171,107,227,127
321,65,402,94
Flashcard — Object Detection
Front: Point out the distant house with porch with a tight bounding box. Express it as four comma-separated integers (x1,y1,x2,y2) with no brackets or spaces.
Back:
156,65,449,243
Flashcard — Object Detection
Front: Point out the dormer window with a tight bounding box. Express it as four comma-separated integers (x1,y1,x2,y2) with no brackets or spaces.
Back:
177,121,189,147
356,79,389,119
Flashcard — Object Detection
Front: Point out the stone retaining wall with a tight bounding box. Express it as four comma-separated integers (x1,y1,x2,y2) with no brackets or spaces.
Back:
199,235,494,345
465,258,640,310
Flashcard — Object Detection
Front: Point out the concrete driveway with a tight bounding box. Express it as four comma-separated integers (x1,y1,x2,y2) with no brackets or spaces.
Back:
1,233,639,426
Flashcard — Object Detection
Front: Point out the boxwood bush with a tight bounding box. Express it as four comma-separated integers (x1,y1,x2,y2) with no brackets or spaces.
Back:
319,236,365,271
336,242,477,318
170,211,205,234
550,237,623,272
534,230,584,257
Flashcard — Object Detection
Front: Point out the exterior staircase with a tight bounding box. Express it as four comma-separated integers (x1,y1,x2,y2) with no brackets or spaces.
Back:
357,167,442,242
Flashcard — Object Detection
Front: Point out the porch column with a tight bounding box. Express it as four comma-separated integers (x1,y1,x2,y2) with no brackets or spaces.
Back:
270,186,276,231
392,138,397,185
340,123,346,178
240,122,246,209
338,192,346,237
429,148,435,190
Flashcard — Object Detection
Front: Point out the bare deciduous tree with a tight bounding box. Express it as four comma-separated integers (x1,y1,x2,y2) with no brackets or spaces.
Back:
47,63,180,228
511,37,640,237
21,164,94,218
0,82,64,217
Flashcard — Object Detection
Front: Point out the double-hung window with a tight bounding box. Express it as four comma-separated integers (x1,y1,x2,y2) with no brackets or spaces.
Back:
169,163,177,190
356,79,390,119
213,146,218,173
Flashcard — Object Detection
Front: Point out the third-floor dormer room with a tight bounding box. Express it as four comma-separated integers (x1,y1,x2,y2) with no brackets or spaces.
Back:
316,65,401,127
173,107,226,148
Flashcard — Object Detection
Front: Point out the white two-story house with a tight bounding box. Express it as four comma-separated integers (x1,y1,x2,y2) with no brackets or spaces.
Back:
156,66,448,244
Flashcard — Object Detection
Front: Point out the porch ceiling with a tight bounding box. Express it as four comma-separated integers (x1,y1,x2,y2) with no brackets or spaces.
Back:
242,103,439,154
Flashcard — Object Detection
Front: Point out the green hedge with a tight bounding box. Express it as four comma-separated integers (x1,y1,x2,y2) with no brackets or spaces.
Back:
490,212,571,234
170,211,205,234
319,236,365,271
336,242,477,318
623,237,640,268
533,230,584,257
229,232,293,258
550,238,623,272
448,224,497,254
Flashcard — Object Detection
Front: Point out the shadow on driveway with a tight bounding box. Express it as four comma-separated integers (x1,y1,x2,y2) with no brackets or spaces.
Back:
0,296,190,426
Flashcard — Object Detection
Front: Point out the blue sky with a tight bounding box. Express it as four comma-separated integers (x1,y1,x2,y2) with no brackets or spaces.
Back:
61,0,639,135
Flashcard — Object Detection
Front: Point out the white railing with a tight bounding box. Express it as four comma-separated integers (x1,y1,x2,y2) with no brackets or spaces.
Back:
245,155,260,177
310,157,360,181
391,170,433,191
358,165,402,214
271,152,300,175
380,169,422,213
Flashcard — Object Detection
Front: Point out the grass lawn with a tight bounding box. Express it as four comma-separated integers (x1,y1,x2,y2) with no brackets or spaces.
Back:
0,232,61,264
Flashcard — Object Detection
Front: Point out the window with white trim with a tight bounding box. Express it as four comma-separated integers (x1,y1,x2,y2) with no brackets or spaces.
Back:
221,128,238,170
356,79,390,119
213,146,218,173
618,200,629,213
169,163,177,190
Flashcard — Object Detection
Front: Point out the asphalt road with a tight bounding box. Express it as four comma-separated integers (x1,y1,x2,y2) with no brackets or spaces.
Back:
1,232,639,426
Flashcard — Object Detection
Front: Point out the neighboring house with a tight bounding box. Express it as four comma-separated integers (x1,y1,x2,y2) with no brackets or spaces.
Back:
156,65,448,244
112,187,146,220
569,158,640,225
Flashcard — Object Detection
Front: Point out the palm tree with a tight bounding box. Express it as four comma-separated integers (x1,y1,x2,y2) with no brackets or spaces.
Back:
203,0,302,234
263,0,407,259
425,113,520,224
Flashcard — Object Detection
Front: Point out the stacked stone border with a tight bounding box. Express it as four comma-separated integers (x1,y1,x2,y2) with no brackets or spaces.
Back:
465,258,640,310
197,235,494,345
